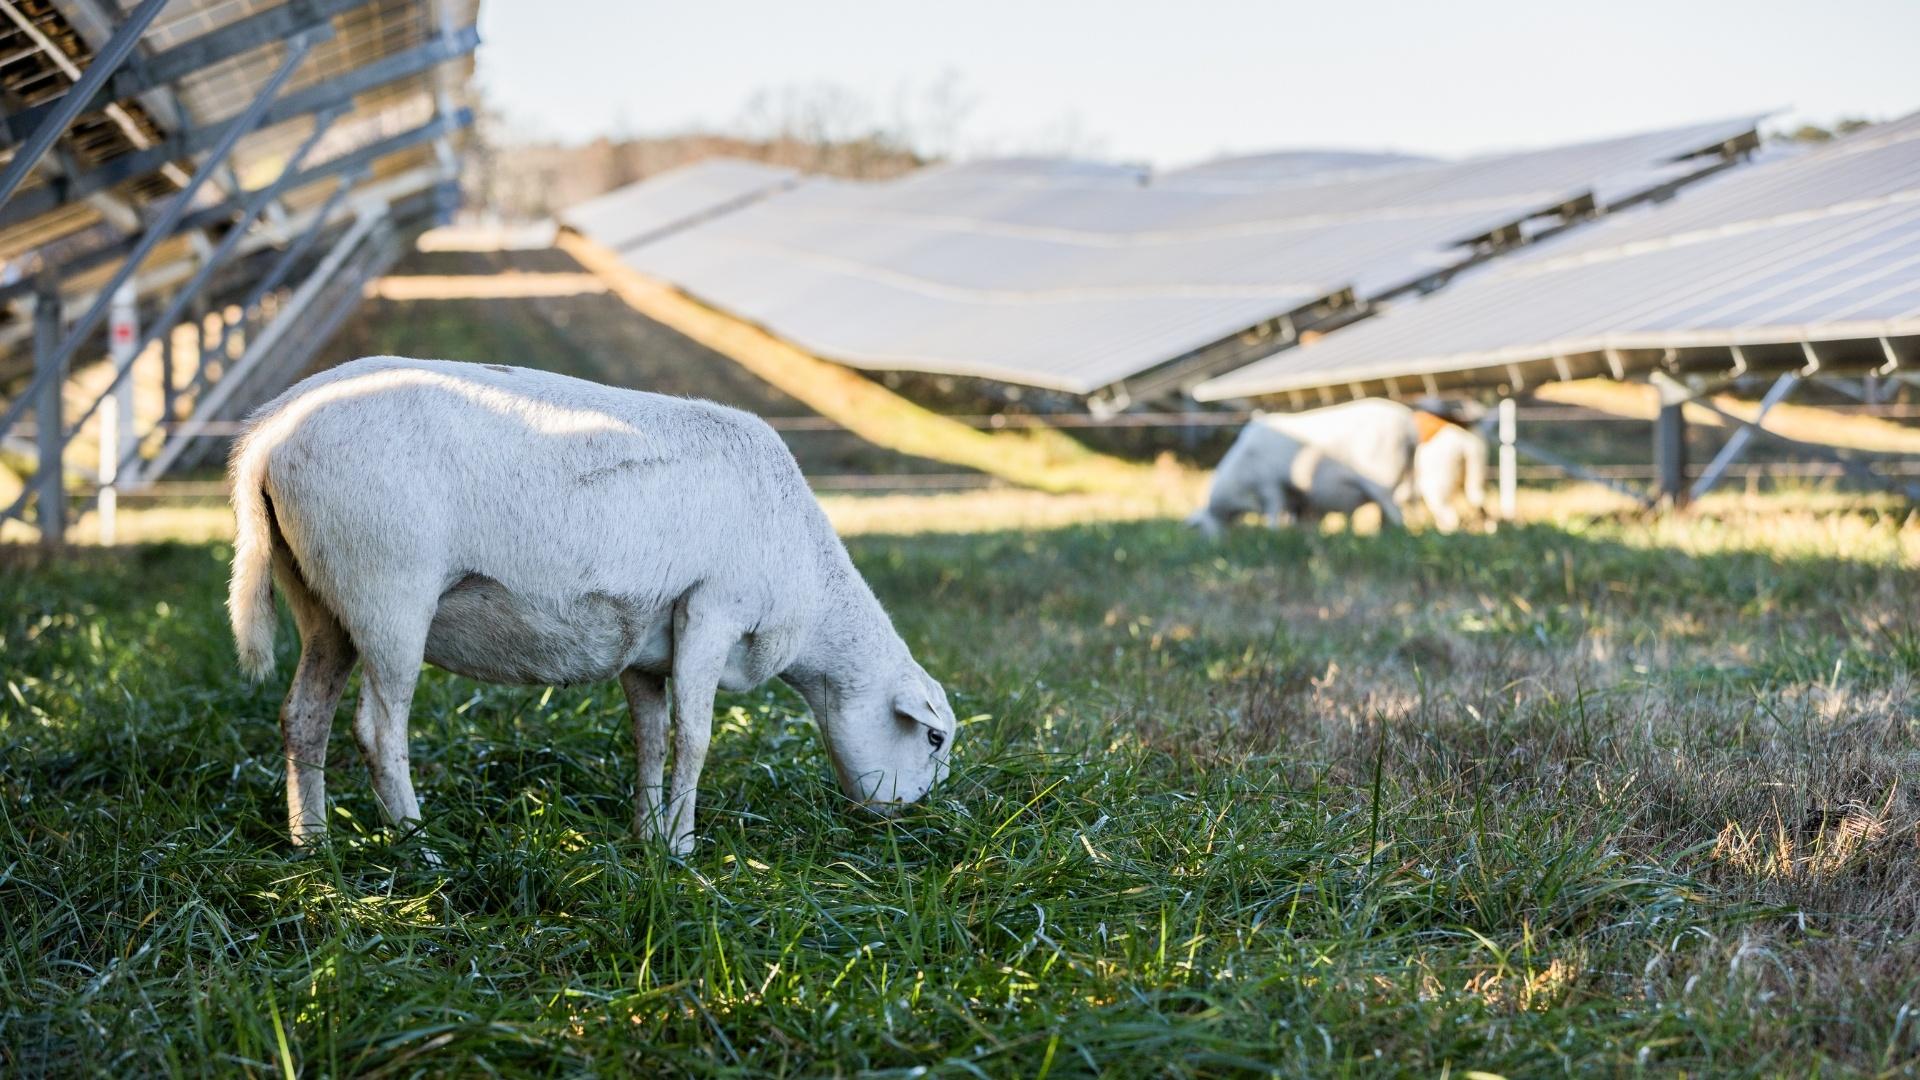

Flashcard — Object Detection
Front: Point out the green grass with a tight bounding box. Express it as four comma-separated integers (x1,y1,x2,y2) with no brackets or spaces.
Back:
2,505,1917,1076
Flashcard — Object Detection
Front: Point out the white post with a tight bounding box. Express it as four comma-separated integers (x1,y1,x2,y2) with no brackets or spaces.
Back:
1498,397,1517,521
98,284,138,544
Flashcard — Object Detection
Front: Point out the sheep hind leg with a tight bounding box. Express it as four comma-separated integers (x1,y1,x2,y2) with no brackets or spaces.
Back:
621,669,669,843
275,544,357,846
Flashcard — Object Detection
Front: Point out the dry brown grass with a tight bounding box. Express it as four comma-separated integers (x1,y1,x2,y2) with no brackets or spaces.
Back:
1537,377,1920,455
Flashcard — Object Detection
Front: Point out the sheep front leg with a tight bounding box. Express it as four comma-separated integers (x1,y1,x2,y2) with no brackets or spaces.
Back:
1258,482,1294,529
347,611,434,861
621,669,669,843
663,616,732,857
1344,475,1404,531
353,660,426,829
1372,488,1406,529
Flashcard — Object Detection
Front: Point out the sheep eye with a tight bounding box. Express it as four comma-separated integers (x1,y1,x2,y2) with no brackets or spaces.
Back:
926,728,946,750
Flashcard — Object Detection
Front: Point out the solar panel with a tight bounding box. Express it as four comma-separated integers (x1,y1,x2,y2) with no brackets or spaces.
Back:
1192,112,1920,402
568,115,1765,398
1157,149,1436,187
561,158,799,254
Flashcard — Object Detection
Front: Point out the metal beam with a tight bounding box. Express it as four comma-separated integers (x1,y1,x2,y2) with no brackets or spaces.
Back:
140,205,385,482
1819,376,1875,404
0,34,317,446
204,174,356,367
0,24,475,230
5,0,193,194
77,108,344,481
1468,398,1648,506
30,283,63,545
0,0,170,207
1686,394,1920,502
262,22,477,130
1094,296,1345,408
158,178,460,474
0,0,382,148
0,108,473,305
56,0,185,134
1688,373,1800,502
1511,434,1654,506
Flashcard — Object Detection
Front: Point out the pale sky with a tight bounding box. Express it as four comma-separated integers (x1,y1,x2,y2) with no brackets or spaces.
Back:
476,0,1918,167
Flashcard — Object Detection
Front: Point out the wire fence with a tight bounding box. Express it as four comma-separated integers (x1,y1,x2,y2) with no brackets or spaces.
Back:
75,458,1920,502
23,395,1917,502
23,398,1914,442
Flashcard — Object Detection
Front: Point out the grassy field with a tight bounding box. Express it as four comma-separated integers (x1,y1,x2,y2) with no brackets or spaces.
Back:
2,496,1918,1075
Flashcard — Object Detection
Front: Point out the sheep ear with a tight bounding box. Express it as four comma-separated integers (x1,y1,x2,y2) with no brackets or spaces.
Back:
893,686,937,726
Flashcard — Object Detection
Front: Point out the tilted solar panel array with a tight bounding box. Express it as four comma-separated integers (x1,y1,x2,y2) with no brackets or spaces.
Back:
562,158,799,253
0,0,482,535
1192,112,1920,402
1155,149,1436,187
564,115,1763,397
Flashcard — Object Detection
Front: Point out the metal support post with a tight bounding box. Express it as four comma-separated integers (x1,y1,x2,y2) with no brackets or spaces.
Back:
159,313,176,422
1652,374,1690,507
98,283,138,543
1497,397,1517,520
32,284,65,546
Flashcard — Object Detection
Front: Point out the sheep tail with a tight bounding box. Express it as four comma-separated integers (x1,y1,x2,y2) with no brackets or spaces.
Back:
228,433,277,681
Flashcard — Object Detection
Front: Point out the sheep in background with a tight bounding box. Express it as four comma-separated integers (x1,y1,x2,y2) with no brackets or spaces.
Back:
1188,419,1405,535
1257,399,1419,497
1410,408,1490,533
229,357,955,858
1189,399,1416,535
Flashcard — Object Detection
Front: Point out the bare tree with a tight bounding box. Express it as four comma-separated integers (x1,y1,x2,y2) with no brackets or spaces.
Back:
470,75,999,220
1779,116,1875,143
889,69,977,162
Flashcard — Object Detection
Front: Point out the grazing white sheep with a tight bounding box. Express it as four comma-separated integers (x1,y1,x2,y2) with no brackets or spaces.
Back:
1410,412,1489,532
1189,399,1416,536
229,357,955,857
1257,399,1419,495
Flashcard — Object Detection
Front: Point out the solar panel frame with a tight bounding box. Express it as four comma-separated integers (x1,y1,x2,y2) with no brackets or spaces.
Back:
570,115,1768,397
0,0,478,363
1192,113,1920,402
560,158,801,254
